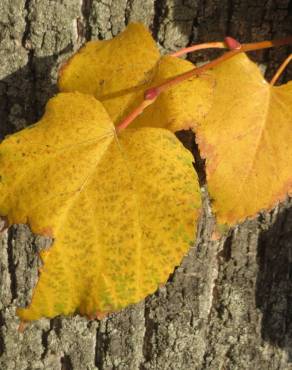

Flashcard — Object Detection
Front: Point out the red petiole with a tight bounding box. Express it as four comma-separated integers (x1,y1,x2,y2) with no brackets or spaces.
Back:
270,54,292,86
169,36,241,58
116,36,292,133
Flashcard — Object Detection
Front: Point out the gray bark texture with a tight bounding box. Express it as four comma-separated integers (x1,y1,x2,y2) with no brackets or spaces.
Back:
0,1,292,369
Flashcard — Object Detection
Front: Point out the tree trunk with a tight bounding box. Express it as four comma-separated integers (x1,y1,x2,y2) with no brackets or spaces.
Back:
0,1,292,369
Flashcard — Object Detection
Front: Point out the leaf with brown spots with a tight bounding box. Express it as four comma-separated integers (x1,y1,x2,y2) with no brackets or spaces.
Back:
0,92,201,321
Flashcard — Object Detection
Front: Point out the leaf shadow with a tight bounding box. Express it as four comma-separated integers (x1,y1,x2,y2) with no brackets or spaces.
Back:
0,48,71,140
256,201,292,357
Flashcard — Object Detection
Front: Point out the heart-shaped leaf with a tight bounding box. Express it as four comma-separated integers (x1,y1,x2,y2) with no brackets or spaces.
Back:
0,92,201,320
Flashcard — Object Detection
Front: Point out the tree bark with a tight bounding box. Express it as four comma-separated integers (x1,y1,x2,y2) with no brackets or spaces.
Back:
0,1,292,369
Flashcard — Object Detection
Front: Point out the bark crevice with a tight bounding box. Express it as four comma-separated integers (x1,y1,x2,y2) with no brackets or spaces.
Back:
7,228,18,303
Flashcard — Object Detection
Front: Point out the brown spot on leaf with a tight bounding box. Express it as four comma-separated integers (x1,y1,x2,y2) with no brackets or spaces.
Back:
195,134,219,176
40,226,54,238
0,216,9,232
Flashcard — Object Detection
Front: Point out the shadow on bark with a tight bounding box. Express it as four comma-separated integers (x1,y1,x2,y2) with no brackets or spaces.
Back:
256,201,292,357
170,0,292,82
0,47,71,139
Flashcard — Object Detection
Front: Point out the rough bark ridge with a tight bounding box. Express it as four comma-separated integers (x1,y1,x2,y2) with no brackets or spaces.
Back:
0,1,292,369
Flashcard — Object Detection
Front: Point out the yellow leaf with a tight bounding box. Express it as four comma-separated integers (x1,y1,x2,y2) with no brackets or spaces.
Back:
0,92,201,321
59,23,160,125
131,55,213,132
58,22,213,131
194,53,292,225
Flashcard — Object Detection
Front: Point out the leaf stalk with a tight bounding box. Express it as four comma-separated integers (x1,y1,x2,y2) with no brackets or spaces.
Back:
270,54,292,86
116,36,292,133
